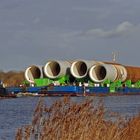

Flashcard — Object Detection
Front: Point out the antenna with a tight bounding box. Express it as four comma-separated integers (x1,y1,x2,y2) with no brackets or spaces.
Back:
112,51,119,63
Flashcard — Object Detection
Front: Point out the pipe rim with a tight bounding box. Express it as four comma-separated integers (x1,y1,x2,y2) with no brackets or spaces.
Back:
25,67,35,83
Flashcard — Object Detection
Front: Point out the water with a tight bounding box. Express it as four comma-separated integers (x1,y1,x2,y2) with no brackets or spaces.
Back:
0,95,140,140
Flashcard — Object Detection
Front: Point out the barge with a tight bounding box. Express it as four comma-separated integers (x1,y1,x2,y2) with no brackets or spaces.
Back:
6,85,140,97
38,86,140,96
6,78,140,97
0,87,16,98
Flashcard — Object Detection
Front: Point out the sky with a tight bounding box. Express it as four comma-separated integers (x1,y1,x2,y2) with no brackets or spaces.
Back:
0,0,140,71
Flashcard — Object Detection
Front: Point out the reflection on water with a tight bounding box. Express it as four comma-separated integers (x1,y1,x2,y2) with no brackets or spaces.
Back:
0,95,140,140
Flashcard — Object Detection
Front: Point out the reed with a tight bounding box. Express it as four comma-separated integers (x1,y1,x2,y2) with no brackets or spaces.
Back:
15,97,140,140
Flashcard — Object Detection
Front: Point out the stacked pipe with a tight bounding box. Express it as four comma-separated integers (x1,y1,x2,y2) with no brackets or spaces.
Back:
43,60,72,79
24,65,43,83
89,63,140,83
24,60,140,84
25,60,73,83
70,60,97,79
69,60,140,83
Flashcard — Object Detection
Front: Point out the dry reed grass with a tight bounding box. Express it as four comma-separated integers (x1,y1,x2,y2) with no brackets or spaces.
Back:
15,97,140,140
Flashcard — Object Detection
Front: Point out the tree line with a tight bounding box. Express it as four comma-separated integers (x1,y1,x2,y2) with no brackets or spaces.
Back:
0,70,25,87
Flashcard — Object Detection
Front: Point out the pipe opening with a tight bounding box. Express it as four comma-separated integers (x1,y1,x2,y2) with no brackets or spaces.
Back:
91,65,107,81
46,61,61,77
30,66,41,79
73,61,87,76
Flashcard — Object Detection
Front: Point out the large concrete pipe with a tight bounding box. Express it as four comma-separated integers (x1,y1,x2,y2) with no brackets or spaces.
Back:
70,60,98,79
43,60,72,79
25,65,43,83
89,63,140,83
89,64,118,82
124,66,140,82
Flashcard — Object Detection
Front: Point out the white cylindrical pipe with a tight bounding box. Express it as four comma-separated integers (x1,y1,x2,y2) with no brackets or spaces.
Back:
113,65,127,82
70,60,97,79
25,65,43,83
89,64,118,82
43,60,71,79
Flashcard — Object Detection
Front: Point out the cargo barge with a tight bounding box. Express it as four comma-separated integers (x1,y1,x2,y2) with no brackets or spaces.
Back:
38,86,140,96
5,85,140,97
22,58,140,97
0,87,16,98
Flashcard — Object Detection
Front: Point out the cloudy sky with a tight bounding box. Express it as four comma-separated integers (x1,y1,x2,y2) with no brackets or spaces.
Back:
0,0,140,71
